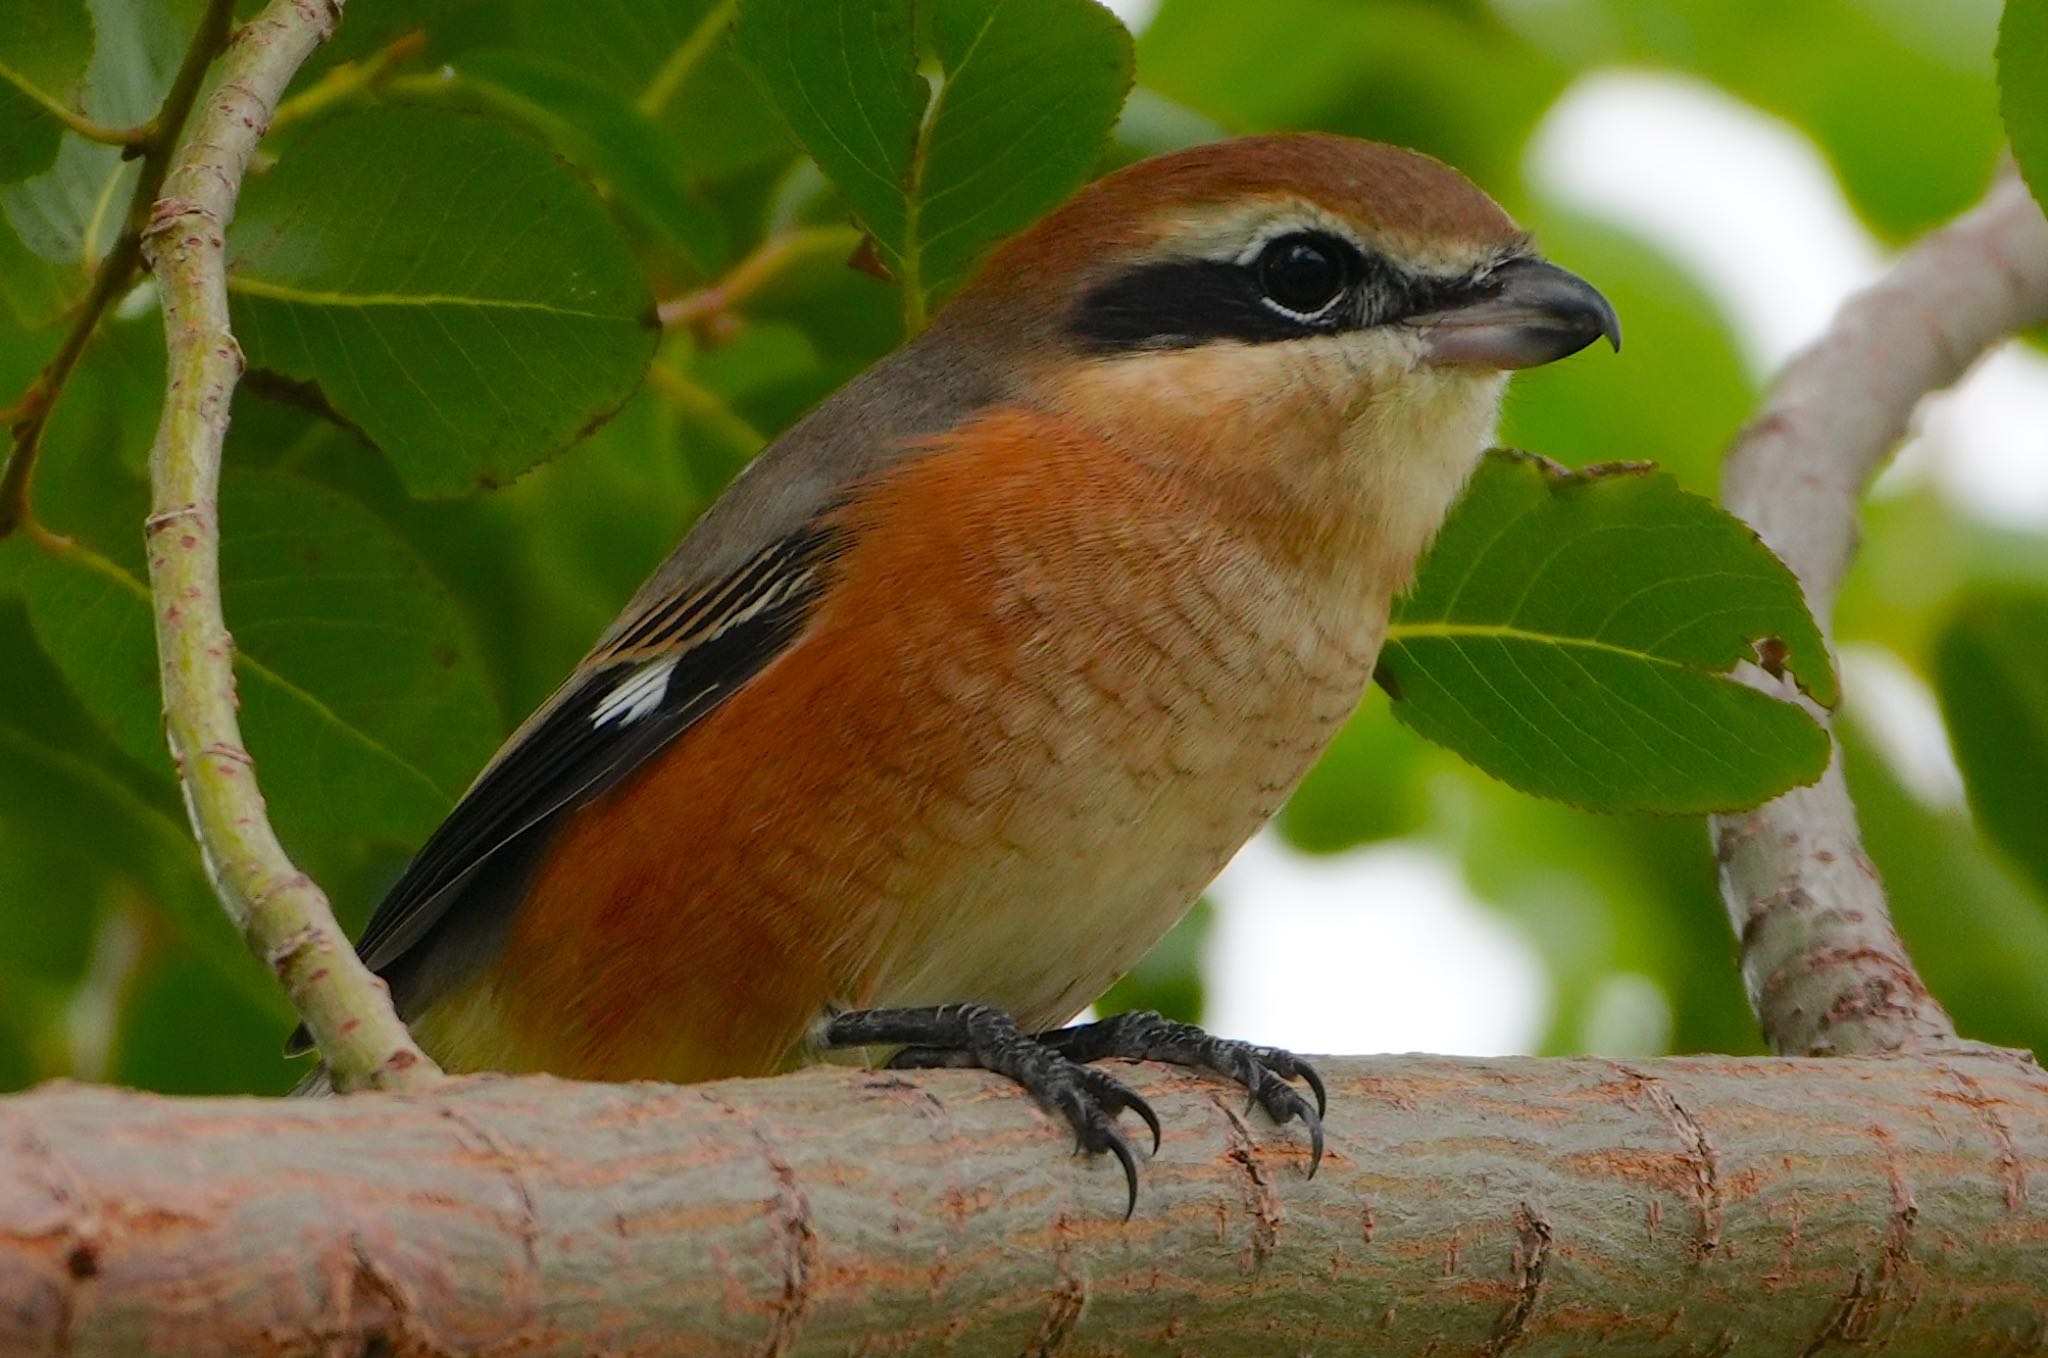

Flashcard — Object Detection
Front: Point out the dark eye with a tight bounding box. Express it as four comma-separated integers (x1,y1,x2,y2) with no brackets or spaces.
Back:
1256,233,1347,317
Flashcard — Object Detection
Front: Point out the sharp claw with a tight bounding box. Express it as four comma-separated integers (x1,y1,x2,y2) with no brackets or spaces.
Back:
1075,1066,1160,1158
1297,1061,1328,1120
1128,1090,1162,1155
1105,1129,1140,1220
1250,1074,1325,1177
871,1008,1327,1211
839,1007,1166,1217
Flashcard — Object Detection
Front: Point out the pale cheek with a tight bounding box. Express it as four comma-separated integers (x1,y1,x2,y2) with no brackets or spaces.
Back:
1040,340,1504,570
1049,345,1355,455
1342,367,1507,581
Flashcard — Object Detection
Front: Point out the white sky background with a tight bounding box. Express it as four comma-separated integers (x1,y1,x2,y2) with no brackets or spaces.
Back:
1101,2,2037,1057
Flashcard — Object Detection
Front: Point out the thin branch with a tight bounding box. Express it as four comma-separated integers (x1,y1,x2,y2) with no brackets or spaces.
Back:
0,1054,2042,1355
1712,172,2048,1056
0,234,143,537
0,62,151,147
636,0,737,117
139,0,439,1092
266,27,426,133
644,359,768,455
0,0,236,539
656,223,863,333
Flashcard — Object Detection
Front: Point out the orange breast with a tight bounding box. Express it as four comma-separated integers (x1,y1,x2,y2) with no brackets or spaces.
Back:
418,406,1384,1082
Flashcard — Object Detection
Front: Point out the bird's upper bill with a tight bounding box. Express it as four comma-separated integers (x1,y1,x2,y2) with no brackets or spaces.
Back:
949,132,1620,372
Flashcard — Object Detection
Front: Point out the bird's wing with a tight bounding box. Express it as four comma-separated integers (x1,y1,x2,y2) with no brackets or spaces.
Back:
281,523,845,1057
285,335,999,1058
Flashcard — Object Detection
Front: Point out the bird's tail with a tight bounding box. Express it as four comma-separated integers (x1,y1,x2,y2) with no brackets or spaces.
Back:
289,1062,335,1097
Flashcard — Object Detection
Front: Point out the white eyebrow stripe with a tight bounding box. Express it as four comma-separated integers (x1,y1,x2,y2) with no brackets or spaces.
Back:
1227,216,1370,266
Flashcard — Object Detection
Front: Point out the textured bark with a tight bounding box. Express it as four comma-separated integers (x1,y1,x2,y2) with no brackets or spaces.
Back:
1,1055,2042,1356
1712,173,2048,1057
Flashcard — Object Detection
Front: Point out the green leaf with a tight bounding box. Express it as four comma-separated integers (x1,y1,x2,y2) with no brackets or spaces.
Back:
504,0,795,181
0,130,131,269
277,380,713,720
0,285,57,400
0,212,80,327
437,52,731,273
16,470,501,852
0,0,195,280
0,599,263,997
2003,0,2048,215
1380,450,1836,813
916,0,1133,302
734,0,1133,319
0,1006,35,1095
112,947,297,1096
0,823,99,992
228,106,658,497
0,0,94,183
1932,587,2048,901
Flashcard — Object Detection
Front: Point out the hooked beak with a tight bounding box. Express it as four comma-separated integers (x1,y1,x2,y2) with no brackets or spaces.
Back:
1415,256,1622,370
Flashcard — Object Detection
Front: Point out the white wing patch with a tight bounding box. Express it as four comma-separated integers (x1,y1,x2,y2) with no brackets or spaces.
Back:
591,657,679,728
587,565,821,731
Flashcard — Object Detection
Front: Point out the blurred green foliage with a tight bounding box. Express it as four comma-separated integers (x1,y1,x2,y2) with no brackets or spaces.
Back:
0,0,2042,1098
2001,0,2048,214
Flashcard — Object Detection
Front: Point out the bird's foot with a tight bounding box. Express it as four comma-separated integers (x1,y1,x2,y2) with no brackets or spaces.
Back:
1034,1009,1325,1175
823,1004,1160,1217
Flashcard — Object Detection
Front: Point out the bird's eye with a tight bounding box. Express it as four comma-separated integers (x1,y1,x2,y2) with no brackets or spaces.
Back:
1256,234,1348,318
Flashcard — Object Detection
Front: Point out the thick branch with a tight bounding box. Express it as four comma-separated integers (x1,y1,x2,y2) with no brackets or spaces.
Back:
1712,173,2048,1056
0,1057,2041,1355
139,0,438,1092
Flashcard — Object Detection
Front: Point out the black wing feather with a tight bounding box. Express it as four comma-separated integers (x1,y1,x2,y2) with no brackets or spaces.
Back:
285,526,842,1055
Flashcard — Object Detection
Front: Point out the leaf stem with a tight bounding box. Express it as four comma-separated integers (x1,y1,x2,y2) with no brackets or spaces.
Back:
644,359,766,455
0,61,153,147
900,257,927,336
636,0,737,118
656,223,861,332
142,0,442,1093
0,0,237,540
268,28,426,133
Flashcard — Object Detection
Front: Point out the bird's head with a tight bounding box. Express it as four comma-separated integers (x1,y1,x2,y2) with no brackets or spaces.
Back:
932,133,1619,584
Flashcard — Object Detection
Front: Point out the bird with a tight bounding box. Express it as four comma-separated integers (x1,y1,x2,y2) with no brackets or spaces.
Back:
290,133,1618,1209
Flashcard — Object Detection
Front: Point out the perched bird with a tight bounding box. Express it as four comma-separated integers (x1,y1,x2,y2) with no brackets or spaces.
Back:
292,134,1617,1206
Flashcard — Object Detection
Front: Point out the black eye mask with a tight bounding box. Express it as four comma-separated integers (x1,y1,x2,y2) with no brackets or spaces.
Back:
1070,230,1488,352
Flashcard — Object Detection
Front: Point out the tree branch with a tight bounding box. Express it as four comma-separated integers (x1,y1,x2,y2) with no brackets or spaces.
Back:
1712,172,2048,1057
266,27,426,133
139,0,439,1093
0,1055,2041,1354
656,224,862,334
